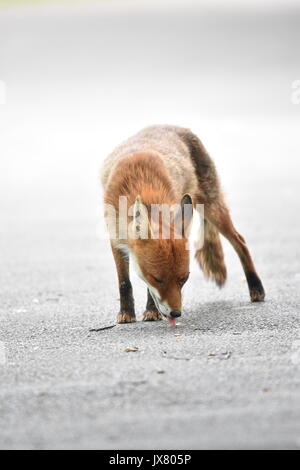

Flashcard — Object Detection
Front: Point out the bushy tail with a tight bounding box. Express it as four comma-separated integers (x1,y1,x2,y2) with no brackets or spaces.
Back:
195,219,227,287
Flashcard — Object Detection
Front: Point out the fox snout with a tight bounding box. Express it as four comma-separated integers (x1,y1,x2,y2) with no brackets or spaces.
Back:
149,283,182,312
170,310,181,318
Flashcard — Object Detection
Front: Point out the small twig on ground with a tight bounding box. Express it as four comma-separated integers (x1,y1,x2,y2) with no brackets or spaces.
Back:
89,325,116,332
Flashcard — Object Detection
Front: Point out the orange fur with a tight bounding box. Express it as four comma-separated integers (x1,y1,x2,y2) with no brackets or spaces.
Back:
104,152,176,209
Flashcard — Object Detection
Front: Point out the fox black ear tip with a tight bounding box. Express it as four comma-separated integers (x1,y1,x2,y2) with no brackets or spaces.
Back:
182,193,193,204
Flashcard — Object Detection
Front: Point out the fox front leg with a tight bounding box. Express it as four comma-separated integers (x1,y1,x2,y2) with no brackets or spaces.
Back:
143,289,162,321
111,244,136,323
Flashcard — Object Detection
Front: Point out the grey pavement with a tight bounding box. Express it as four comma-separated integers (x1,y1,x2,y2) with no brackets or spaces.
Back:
0,1,300,449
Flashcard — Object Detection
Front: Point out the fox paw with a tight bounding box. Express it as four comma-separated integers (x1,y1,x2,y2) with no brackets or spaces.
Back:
247,272,265,302
250,286,265,302
143,310,162,321
116,312,136,324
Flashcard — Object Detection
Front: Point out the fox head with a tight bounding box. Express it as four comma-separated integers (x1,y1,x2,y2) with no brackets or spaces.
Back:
128,194,193,322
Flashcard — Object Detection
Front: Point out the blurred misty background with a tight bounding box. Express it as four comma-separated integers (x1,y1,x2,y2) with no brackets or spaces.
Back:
1,0,299,226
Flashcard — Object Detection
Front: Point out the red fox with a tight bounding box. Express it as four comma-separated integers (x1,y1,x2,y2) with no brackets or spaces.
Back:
101,125,265,325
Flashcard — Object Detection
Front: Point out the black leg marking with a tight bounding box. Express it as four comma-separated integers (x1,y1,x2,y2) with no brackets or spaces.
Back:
246,271,265,302
117,277,136,323
143,289,162,321
119,278,135,314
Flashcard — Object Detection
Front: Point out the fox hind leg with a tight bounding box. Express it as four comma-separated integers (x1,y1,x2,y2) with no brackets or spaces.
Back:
206,204,265,302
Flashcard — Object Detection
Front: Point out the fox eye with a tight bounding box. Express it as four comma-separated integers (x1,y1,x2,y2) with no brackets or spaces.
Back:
151,275,164,284
178,273,190,286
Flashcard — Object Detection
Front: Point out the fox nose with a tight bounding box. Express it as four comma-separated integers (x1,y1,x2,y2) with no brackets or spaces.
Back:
170,310,181,318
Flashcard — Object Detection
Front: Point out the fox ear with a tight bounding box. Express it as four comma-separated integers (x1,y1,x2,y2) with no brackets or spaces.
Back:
174,194,193,237
181,193,193,209
132,195,151,239
181,193,193,236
